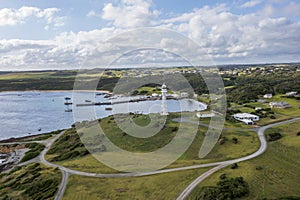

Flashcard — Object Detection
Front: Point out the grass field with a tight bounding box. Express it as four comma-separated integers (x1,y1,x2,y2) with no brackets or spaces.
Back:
270,95,300,117
47,114,259,173
62,168,210,200
188,120,300,200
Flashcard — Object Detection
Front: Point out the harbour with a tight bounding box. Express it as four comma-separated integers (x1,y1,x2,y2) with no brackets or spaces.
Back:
0,91,207,140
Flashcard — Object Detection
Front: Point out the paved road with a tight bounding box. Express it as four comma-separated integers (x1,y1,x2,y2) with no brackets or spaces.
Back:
176,117,300,200
54,170,69,200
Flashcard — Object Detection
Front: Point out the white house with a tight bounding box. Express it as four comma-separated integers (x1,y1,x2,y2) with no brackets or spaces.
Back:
286,91,298,97
180,92,189,98
196,112,215,118
263,94,273,98
257,99,268,103
232,113,260,125
269,101,291,109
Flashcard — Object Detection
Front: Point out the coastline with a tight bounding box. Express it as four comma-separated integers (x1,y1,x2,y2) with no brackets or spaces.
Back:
0,129,64,143
0,89,112,94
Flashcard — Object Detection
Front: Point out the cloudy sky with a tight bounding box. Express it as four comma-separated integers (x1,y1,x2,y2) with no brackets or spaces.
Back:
1,0,300,71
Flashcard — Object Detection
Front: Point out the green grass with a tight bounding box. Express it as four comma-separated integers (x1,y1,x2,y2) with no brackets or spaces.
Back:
46,128,89,162
0,163,61,200
46,114,259,173
62,168,210,200
98,114,179,152
256,115,292,126
0,72,56,80
18,129,63,142
198,117,252,129
267,94,300,117
167,128,259,169
189,120,300,200
49,154,119,174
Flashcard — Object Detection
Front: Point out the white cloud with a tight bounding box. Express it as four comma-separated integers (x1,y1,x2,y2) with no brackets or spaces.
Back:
0,6,64,29
262,1,300,18
87,10,101,18
241,0,262,8
102,0,159,28
1,2,300,70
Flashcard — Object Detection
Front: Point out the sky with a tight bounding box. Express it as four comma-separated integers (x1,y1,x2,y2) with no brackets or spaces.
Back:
1,0,300,70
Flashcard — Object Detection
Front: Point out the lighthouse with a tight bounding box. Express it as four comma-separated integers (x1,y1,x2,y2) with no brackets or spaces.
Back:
161,83,168,115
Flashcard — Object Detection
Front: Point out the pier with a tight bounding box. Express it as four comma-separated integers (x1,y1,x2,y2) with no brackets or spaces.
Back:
76,96,178,107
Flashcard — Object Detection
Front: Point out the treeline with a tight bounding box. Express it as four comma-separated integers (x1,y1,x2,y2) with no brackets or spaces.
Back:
0,75,119,92
1,66,299,104
225,69,300,103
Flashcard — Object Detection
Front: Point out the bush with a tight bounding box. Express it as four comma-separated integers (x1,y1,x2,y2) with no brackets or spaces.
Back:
232,137,238,144
219,137,227,145
267,132,282,141
21,143,45,162
219,174,227,179
196,176,249,200
297,132,300,136
231,163,239,169
21,152,40,162
172,127,178,132
52,150,80,161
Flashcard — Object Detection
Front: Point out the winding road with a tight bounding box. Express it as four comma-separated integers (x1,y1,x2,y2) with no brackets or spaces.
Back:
2,117,300,200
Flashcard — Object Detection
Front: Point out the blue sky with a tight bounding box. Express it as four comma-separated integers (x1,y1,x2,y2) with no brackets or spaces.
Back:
1,0,300,70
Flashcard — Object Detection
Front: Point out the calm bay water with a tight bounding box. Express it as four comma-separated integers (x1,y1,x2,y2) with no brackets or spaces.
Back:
0,91,206,140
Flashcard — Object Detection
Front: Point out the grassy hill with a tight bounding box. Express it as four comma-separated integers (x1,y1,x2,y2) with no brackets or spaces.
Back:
46,113,259,173
189,120,300,200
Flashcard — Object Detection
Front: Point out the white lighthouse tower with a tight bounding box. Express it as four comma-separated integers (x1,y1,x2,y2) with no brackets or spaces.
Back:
161,83,168,115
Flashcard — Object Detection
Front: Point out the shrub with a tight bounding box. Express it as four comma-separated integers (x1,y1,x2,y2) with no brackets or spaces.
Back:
21,144,45,162
196,176,249,200
231,163,239,169
21,152,40,162
219,174,227,179
232,137,238,144
219,137,227,145
267,132,282,141
172,127,178,132
297,132,300,136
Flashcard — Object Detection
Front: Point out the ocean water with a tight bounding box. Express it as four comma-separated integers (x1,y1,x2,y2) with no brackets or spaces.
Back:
0,91,206,140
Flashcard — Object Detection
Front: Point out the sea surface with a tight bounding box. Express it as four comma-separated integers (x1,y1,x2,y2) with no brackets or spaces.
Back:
0,91,206,140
